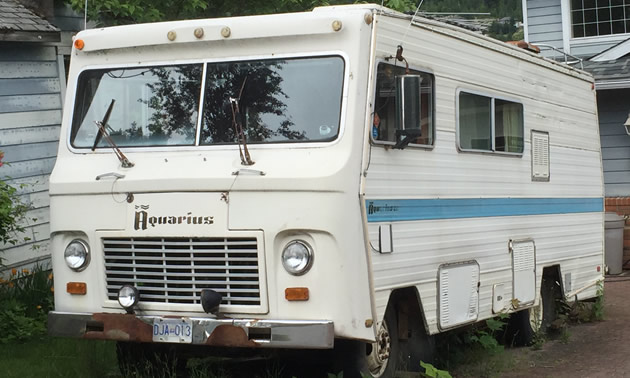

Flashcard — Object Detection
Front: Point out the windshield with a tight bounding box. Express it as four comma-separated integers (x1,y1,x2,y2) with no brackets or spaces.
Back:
70,56,345,148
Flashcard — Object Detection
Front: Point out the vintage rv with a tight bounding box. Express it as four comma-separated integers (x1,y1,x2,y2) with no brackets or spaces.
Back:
48,4,604,376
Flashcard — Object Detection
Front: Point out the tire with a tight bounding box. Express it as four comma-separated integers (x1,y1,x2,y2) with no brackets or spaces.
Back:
505,274,561,346
363,307,400,378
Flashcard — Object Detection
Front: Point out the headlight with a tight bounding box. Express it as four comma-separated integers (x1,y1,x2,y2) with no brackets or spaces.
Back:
64,239,90,271
282,240,313,275
118,285,140,310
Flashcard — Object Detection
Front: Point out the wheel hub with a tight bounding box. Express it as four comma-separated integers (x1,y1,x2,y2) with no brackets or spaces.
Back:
367,320,391,377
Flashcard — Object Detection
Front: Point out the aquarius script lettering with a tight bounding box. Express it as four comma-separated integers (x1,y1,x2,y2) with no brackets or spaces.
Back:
134,205,214,230
367,202,399,215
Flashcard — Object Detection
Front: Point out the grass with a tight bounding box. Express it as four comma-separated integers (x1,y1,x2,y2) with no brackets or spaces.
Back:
0,336,119,378
0,337,308,378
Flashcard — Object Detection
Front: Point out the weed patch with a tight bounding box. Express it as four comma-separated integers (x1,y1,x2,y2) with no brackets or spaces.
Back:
0,265,53,344
433,314,515,377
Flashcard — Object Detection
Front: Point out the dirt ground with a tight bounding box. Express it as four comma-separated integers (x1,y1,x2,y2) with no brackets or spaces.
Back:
502,274,630,378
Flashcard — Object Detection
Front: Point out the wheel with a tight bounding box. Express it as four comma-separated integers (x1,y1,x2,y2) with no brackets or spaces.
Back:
505,274,561,346
364,307,400,378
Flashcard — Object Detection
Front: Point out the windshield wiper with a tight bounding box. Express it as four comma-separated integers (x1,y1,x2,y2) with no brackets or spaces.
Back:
92,99,135,168
230,77,255,166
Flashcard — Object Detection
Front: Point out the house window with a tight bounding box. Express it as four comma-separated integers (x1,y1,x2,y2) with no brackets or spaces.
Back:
373,63,435,147
458,92,524,154
571,0,630,38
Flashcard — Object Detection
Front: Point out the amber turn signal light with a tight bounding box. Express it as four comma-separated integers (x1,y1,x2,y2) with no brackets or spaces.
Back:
74,39,85,50
67,282,87,295
285,287,309,301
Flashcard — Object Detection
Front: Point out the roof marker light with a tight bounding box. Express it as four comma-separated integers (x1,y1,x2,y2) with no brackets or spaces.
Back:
332,20,342,32
74,39,85,50
194,28,204,39
365,13,373,25
167,30,176,41
221,27,231,38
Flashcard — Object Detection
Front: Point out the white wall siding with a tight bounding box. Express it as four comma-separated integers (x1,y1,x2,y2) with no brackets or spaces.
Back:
0,43,61,270
365,16,603,333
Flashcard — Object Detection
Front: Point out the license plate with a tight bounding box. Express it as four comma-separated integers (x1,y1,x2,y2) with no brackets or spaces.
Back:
152,318,193,343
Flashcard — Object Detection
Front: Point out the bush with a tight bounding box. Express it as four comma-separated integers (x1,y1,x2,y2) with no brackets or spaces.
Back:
0,150,32,254
0,266,54,343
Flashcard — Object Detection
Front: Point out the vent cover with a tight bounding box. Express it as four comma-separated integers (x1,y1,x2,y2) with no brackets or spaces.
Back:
511,239,536,305
103,237,261,306
532,130,550,181
438,262,479,329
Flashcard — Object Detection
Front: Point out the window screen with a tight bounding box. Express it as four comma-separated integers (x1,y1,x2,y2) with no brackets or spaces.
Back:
458,92,524,154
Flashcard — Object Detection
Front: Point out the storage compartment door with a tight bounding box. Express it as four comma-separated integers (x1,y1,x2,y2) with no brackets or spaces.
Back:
511,239,536,306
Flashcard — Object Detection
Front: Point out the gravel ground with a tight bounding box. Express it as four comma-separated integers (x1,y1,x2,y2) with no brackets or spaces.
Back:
502,274,630,378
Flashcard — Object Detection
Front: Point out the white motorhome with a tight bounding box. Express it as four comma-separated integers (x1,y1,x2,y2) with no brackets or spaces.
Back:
48,4,604,376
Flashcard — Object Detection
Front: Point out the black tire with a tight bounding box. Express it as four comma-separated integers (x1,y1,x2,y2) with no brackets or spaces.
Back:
505,274,561,346
505,307,536,346
540,274,561,333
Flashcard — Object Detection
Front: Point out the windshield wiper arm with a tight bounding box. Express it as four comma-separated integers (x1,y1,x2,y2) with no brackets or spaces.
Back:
92,99,135,168
230,77,255,166
92,99,115,151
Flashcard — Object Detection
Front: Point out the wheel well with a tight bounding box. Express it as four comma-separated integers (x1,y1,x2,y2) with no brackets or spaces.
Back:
542,265,564,299
386,287,429,341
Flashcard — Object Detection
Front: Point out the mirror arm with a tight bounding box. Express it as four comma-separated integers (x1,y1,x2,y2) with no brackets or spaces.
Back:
393,129,422,149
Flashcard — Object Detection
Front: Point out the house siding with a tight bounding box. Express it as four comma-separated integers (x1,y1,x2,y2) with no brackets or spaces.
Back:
599,88,630,196
526,0,564,57
0,42,61,269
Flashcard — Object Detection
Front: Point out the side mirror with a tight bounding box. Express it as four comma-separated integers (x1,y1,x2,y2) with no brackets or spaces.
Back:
394,75,422,149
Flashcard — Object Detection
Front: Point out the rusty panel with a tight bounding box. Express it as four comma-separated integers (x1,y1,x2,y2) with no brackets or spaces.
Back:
205,324,258,348
85,313,153,342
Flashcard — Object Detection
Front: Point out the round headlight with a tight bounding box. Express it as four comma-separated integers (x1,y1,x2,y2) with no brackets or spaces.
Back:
118,285,139,309
282,240,313,275
64,239,90,271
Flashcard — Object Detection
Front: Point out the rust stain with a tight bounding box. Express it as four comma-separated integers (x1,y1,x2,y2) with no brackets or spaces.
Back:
84,313,152,342
205,325,258,347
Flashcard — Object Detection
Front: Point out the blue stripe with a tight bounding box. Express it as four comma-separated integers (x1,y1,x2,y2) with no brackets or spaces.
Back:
365,198,604,222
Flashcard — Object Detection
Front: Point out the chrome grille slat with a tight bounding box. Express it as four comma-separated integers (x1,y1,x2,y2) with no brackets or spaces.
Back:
103,237,261,306
104,240,257,247
104,271,259,278
104,262,259,270
105,278,260,285
107,286,260,294
104,247,258,254
137,294,261,302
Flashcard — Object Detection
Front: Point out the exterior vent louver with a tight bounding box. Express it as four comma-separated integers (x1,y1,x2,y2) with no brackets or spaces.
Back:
103,237,260,306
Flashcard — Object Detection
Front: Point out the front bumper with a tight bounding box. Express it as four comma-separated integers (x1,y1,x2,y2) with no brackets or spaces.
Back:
48,311,334,349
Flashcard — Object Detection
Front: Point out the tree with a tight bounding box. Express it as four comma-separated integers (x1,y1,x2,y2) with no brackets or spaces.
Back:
64,0,416,26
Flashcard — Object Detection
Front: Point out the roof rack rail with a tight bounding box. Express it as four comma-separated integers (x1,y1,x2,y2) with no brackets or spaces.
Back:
535,43,583,69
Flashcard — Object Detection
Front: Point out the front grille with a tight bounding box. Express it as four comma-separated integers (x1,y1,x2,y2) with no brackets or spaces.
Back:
103,237,261,306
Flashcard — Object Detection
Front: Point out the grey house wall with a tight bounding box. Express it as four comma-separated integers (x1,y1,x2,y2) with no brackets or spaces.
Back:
526,0,563,57
599,89,630,196
0,43,62,269
525,0,630,58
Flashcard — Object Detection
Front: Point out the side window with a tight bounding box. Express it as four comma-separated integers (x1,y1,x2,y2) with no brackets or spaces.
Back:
458,92,524,154
373,63,434,147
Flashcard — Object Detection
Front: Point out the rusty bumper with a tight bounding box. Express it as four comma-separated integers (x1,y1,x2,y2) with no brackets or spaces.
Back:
48,311,334,349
